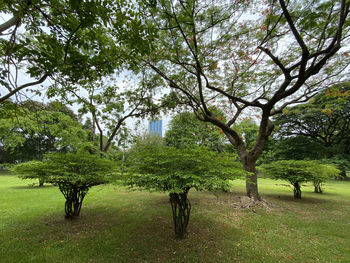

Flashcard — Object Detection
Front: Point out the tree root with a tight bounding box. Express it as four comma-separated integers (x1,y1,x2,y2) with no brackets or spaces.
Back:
234,196,274,212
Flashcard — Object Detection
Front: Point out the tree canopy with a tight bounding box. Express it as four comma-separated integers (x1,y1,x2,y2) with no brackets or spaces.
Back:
0,100,90,163
275,83,350,154
125,143,244,237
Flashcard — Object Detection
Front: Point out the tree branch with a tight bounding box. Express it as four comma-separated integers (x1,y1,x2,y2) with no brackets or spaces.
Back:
0,73,49,103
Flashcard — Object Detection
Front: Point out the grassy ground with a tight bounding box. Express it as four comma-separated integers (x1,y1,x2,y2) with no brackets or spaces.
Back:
0,172,349,263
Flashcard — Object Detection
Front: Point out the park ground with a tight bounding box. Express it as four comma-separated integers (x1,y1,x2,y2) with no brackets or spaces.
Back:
0,172,349,263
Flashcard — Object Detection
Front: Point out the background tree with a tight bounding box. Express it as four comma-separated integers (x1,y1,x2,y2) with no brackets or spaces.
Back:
14,160,49,187
61,74,166,153
274,83,350,156
273,83,350,176
14,153,116,218
0,100,90,163
165,111,226,152
260,160,340,198
140,0,350,200
125,143,244,238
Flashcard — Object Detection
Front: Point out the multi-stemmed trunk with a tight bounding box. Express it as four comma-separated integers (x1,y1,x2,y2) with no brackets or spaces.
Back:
59,184,89,219
169,190,191,239
313,181,323,193
293,182,302,199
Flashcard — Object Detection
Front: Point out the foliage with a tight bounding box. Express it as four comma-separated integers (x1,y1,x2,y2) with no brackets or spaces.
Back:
125,144,244,237
321,155,350,179
13,153,116,218
0,0,156,102
126,144,242,194
260,160,340,198
0,100,91,163
232,118,259,151
275,83,350,153
165,111,226,152
268,136,328,161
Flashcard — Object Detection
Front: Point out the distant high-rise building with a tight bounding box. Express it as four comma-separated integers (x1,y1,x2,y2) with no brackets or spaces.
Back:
149,119,162,136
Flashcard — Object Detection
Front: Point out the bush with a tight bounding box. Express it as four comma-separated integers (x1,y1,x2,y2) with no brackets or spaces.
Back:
14,153,116,218
259,160,339,198
125,144,244,238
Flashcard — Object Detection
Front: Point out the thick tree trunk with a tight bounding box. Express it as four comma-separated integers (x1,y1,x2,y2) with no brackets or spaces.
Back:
242,158,261,201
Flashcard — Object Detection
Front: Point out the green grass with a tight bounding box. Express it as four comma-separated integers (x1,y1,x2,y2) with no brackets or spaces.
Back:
1,173,350,263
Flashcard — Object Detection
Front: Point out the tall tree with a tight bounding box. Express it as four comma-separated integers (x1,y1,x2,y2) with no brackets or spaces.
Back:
274,82,350,155
140,0,350,200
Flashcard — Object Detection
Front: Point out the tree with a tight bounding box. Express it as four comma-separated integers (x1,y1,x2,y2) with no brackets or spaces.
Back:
0,0,164,157
64,75,166,153
165,111,226,152
274,83,350,155
140,0,350,200
14,153,115,218
125,144,244,238
14,161,50,187
0,100,90,163
260,160,340,198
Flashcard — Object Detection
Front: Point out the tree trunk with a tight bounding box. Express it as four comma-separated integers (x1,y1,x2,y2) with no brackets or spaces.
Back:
169,191,191,238
293,182,302,198
313,182,323,193
38,178,44,187
61,187,87,219
242,159,261,201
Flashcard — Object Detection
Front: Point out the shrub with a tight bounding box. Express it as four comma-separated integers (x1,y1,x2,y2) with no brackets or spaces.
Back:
259,160,340,198
14,153,115,218
125,144,244,238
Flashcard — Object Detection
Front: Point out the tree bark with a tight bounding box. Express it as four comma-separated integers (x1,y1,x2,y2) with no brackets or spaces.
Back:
313,182,323,193
169,191,191,239
293,182,302,198
242,159,261,201
0,14,20,34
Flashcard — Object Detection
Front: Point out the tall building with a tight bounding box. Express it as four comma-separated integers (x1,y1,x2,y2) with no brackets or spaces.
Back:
149,119,162,137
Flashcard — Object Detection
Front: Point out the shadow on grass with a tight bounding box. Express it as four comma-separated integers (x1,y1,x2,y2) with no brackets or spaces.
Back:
262,193,332,205
11,184,56,190
1,194,247,263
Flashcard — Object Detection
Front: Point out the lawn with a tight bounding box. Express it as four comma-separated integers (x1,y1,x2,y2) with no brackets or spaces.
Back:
0,172,349,263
